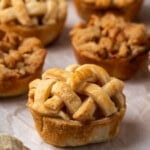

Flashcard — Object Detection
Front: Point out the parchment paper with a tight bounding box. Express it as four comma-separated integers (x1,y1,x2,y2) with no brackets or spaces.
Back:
0,1,150,150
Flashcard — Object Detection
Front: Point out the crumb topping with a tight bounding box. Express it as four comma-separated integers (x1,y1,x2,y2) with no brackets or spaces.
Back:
71,14,149,59
0,30,46,80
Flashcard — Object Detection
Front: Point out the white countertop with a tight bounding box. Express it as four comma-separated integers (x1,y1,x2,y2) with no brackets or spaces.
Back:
0,1,150,150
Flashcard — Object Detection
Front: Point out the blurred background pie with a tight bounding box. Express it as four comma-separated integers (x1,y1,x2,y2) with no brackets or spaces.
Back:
0,0,67,46
73,0,143,21
70,13,150,80
0,29,46,97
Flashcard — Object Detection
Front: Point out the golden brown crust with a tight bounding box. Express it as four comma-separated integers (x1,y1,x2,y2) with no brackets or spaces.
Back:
27,64,126,147
0,21,66,46
0,30,46,97
30,107,125,147
70,14,150,80
0,0,67,46
73,48,148,80
73,0,143,21
0,67,42,97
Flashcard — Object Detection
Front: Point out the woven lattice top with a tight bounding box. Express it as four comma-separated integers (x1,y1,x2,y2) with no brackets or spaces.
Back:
28,64,125,122
0,0,67,26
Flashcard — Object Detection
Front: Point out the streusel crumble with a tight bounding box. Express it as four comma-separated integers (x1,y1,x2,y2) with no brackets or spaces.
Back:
0,29,46,97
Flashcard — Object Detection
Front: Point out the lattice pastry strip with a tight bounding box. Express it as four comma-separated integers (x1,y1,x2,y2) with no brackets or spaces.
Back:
42,68,71,81
11,0,33,26
51,81,82,114
73,97,96,121
44,95,63,112
30,80,71,121
31,79,82,119
42,0,58,25
66,64,110,91
32,79,58,115
81,78,124,117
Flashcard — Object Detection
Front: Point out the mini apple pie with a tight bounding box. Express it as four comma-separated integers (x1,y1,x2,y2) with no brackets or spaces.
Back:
70,14,150,80
73,0,143,21
27,64,126,147
0,29,46,97
0,0,67,46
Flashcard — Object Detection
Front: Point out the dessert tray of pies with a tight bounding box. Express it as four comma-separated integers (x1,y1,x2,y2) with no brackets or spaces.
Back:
0,0,150,150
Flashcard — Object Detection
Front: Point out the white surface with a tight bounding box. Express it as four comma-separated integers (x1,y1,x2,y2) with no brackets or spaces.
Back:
0,1,150,150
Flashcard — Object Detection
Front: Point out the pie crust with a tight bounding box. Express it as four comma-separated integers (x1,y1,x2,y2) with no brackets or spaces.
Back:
0,0,67,46
0,29,46,97
27,64,126,147
70,14,150,80
73,0,143,21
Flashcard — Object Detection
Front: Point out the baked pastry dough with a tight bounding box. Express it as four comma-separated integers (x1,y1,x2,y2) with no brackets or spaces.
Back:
0,29,46,97
70,14,150,80
73,0,143,21
27,64,126,147
0,134,30,150
0,0,67,46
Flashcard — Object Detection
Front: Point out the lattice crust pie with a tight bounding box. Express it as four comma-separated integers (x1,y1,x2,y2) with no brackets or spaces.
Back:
73,0,143,21
70,14,150,80
0,0,67,46
0,29,46,97
27,64,126,147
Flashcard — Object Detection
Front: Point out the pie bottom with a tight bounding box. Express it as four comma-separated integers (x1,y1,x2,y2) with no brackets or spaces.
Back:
73,47,148,80
29,108,125,147
0,68,42,97
73,0,143,21
0,18,66,46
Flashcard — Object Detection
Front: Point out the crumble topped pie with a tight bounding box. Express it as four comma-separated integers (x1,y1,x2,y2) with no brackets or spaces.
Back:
0,0,67,45
73,0,143,21
0,29,46,97
70,14,150,80
27,64,126,147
